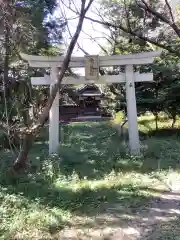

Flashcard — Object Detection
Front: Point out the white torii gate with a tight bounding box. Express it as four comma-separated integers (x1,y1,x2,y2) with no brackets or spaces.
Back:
21,51,161,154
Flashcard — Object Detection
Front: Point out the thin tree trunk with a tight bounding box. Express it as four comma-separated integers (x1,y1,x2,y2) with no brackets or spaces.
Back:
2,1,13,154
3,0,12,92
155,111,158,131
171,115,176,128
12,0,94,171
13,134,34,171
4,31,10,90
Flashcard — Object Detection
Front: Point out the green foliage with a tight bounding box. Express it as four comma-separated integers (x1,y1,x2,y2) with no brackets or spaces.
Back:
0,0,65,151
14,0,64,54
136,52,180,122
100,0,180,123
100,0,180,54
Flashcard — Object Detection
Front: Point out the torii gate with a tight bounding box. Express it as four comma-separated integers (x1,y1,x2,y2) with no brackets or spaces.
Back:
21,51,161,154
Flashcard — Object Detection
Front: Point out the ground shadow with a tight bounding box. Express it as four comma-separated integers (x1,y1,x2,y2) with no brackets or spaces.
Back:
56,122,143,179
1,169,180,239
1,120,180,239
39,122,180,179
147,127,180,138
4,122,180,180
145,217,180,240
0,159,152,238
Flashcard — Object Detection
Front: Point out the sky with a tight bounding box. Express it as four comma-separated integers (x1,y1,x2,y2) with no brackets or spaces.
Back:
54,0,108,57
54,0,180,57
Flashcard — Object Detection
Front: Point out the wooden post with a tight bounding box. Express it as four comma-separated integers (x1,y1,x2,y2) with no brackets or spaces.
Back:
125,65,140,154
49,66,59,154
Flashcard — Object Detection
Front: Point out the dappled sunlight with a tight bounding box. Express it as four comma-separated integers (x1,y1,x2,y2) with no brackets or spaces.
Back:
1,119,180,238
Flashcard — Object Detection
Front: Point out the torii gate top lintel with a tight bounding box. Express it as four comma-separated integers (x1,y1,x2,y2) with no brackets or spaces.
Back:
20,50,162,68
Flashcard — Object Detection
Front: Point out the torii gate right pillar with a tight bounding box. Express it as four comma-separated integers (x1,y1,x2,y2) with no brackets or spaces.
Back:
125,64,140,154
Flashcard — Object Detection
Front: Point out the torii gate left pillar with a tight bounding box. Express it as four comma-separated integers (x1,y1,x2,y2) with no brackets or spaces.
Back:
49,66,59,154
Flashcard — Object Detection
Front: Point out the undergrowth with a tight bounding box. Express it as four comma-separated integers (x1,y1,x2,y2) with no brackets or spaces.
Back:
0,114,180,239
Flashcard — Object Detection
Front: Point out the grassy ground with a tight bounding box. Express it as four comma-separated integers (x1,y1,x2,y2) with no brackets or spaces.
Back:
0,114,180,239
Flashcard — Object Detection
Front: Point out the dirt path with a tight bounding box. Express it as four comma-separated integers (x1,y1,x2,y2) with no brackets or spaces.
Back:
58,190,180,240
104,190,180,240
58,122,180,239
140,190,180,240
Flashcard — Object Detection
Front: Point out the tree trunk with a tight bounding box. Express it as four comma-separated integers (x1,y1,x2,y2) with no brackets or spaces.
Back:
3,0,12,92
155,111,158,131
10,0,94,172
13,134,34,171
171,115,176,128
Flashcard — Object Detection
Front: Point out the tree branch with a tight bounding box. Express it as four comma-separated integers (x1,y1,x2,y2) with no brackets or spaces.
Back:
164,0,175,23
34,0,94,130
81,29,109,54
85,0,94,12
61,1,179,55
13,0,95,170
84,16,180,56
77,42,89,55
137,0,180,37
123,0,131,31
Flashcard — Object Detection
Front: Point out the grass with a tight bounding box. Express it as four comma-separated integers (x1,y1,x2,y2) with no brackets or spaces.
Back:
0,114,180,239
